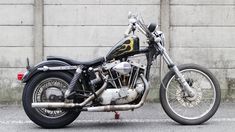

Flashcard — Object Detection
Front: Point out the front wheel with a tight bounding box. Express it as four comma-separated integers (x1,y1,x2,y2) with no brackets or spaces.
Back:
160,64,221,125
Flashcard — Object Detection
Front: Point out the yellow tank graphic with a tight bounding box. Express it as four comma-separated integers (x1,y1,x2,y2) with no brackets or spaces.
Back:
106,36,139,60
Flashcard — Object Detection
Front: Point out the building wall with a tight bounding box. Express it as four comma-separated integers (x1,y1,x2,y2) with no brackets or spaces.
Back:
0,0,234,103
43,0,160,60
0,0,33,103
169,0,235,100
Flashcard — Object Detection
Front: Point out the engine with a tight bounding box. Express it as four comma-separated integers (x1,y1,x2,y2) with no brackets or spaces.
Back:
96,60,146,105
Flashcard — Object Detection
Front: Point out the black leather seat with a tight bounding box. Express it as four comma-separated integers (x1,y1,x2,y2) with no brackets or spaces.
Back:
47,56,105,66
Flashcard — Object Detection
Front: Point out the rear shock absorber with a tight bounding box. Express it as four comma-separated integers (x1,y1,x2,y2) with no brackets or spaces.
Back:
65,66,83,99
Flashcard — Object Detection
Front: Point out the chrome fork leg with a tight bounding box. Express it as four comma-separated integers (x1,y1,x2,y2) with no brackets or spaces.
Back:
171,65,195,97
157,43,195,97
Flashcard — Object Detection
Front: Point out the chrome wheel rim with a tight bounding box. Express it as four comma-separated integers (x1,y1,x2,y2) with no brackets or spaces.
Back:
32,78,69,119
165,69,216,120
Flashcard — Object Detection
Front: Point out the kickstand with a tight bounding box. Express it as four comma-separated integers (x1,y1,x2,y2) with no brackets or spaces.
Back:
114,111,120,119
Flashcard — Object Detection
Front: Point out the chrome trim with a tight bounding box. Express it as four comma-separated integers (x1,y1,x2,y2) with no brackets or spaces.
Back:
31,74,149,112
32,75,109,108
37,66,78,71
85,74,149,112
157,42,195,97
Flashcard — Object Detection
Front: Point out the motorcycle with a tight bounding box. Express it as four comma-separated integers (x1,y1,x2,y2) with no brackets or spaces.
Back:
18,12,221,128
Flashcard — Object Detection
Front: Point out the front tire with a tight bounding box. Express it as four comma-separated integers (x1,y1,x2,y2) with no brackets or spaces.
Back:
160,64,221,125
22,72,80,128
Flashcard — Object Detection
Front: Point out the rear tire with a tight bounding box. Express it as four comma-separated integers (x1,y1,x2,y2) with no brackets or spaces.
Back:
22,72,80,128
160,64,221,125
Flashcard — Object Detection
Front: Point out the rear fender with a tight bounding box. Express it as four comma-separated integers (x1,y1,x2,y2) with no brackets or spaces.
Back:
22,60,75,83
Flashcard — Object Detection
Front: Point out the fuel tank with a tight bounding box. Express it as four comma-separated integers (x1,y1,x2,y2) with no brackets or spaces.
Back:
106,36,139,60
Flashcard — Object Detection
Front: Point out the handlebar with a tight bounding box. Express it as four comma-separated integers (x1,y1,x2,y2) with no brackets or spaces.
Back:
124,12,154,40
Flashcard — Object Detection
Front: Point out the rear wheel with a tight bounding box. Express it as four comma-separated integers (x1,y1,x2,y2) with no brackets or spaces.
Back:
160,64,221,125
22,72,80,128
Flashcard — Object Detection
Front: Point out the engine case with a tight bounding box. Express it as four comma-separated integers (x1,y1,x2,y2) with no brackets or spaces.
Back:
99,84,144,105
100,60,146,105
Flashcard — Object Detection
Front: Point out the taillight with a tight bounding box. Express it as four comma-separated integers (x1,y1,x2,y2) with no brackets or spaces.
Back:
17,72,24,81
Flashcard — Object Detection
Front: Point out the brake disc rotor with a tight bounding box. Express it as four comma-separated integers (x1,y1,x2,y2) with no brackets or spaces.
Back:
176,82,202,108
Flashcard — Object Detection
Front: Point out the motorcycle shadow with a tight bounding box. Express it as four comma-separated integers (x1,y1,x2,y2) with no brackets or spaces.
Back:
30,121,215,131
68,120,177,129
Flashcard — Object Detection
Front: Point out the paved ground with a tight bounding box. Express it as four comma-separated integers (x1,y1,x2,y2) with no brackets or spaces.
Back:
0,103,235,132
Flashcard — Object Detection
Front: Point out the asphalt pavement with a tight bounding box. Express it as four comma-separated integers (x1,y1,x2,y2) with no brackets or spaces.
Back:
0,103,235,132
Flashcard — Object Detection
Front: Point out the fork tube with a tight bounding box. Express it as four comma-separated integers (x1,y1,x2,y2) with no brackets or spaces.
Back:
156,42,173,66
156,43,195,97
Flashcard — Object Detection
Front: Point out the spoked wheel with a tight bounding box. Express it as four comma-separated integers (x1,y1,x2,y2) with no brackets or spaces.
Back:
33,77,69,119
160,64,221,125
22,72,81,128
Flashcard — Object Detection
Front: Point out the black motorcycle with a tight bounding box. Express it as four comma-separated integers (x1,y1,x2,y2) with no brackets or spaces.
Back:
18,12,221,128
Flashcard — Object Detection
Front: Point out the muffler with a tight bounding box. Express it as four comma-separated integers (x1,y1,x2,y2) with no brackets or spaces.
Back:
32,75,109,108
32,102,77,108
32,74,149,112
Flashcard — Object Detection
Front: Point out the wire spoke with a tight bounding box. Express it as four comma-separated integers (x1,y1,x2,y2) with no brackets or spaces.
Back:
166,68,216,119
168,98,178,104
33,78,69,119
167,91,178,97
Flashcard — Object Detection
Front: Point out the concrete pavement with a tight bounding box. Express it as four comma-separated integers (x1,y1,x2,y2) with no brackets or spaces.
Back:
0,103,235,132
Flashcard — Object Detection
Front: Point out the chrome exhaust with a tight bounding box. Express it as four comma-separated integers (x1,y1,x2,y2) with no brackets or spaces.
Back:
32,102,77,108
31,75,109,108
32,74,149,112
84,74,149,112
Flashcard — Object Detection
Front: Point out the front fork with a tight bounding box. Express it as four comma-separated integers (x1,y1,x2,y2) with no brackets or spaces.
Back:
156,43,195,97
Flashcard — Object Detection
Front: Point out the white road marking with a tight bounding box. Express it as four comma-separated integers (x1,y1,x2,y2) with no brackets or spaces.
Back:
0,120,32,124
1,118,235,125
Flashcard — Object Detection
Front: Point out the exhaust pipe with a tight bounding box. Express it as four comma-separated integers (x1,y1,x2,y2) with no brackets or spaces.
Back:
32,74,149,112
84,74,149,112
32,102,77,108
32,75,109,108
